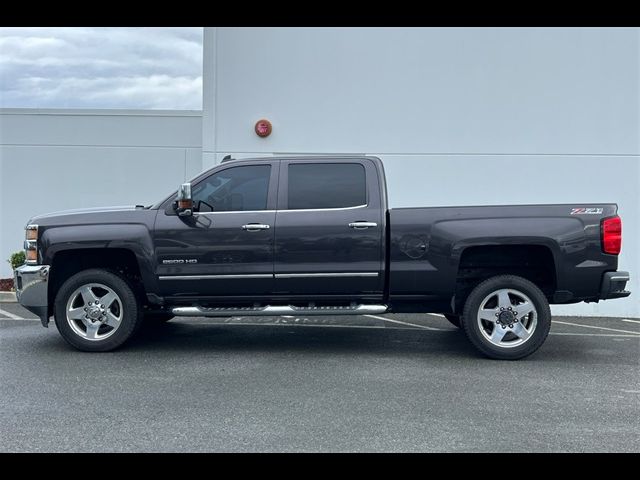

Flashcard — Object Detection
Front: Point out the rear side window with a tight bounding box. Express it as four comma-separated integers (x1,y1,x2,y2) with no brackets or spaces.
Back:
287,163,366,210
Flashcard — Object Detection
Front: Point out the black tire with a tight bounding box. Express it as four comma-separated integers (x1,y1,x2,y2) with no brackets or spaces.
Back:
444,314,461,328
461,275,551,360
53,269,143,352
144,312,174,323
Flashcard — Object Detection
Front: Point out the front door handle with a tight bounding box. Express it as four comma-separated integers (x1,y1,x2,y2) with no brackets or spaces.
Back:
348,222,378,229
242,223,270,232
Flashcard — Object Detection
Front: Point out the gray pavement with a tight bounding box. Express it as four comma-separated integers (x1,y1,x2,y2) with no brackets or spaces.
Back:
1,302,639,452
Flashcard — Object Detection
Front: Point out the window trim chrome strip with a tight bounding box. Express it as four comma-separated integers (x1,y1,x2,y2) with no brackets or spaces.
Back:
194,210,276,216
278,204,368,213
192,204,369,215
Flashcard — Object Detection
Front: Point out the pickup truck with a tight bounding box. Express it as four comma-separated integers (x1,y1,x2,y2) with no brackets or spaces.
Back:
14,156,630,359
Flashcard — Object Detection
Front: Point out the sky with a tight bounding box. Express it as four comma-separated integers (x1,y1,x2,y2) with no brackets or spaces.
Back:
0,27,203,110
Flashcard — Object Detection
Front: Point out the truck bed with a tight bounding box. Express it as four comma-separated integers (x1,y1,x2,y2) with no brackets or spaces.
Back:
388,203,619,304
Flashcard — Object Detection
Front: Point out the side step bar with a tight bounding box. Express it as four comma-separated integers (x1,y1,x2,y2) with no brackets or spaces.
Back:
171,304,388,317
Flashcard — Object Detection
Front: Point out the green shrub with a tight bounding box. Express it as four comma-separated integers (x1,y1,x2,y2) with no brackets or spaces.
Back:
8,251,26,270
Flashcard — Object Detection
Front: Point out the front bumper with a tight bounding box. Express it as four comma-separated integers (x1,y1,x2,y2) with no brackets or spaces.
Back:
599,271,630,300
14,264,50,326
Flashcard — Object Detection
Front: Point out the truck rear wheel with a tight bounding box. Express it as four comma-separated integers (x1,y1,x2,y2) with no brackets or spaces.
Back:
53,269,143,352
461,275,551,360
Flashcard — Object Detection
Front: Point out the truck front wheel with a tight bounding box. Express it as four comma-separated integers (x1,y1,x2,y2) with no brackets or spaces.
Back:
461,275,551,360
53,269,143,352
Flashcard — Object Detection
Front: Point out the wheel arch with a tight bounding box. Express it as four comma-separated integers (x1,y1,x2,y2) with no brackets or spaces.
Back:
48,247,149,317
453,243,558,313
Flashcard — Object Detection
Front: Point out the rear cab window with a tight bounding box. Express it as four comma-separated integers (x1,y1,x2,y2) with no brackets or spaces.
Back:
287,163,366,210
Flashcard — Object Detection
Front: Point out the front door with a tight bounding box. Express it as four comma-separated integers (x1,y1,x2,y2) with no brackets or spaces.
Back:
154,162,278,297
273,159,384,297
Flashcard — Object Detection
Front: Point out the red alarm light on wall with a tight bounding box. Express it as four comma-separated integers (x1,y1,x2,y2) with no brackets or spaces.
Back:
254,119,272,138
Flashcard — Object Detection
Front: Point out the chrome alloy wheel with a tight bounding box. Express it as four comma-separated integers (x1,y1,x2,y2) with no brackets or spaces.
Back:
65,283,123,341
476,288,537,348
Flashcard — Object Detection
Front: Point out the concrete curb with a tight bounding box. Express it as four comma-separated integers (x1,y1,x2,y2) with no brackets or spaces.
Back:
0,292,17,302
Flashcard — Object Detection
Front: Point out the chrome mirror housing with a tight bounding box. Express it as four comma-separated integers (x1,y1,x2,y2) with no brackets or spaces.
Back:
175,183,193,217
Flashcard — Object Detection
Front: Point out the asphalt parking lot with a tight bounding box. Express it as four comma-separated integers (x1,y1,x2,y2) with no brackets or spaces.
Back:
1,302,639,452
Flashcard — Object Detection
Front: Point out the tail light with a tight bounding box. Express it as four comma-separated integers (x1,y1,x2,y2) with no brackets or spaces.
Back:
601,216,622,255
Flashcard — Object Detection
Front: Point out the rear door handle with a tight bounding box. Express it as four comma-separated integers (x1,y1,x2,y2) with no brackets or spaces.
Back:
348,222,378,229
242,223,270,232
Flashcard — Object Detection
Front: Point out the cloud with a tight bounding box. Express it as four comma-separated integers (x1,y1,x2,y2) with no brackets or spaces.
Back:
0,27,203,109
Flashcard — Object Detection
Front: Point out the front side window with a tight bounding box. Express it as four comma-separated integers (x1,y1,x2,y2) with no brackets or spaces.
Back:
192,165,271,212
287,163,366,210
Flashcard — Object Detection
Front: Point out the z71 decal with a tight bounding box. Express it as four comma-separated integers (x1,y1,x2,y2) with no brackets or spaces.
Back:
570,208,603,215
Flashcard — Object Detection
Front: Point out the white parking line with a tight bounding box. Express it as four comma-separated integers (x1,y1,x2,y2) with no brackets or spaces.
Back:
550,332,640,338
3,312,640,339
553,320,640,336
0,308,25,320
621,319,640,325
2,316,638,338
364,314,448,331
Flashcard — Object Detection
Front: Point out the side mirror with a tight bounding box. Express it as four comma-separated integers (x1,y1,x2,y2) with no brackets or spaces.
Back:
175,183,193,217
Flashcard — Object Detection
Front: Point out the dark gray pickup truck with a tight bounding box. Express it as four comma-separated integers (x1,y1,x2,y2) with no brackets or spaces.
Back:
15,156,630,359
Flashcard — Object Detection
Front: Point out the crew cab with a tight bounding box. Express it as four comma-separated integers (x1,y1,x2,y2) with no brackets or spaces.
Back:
14,156,630,359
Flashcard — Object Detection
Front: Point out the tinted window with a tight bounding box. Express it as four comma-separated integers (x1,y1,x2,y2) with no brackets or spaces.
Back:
288,163,366,210
192,165,271,212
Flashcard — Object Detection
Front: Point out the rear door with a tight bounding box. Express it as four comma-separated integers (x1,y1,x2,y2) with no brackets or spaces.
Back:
273,159,384,297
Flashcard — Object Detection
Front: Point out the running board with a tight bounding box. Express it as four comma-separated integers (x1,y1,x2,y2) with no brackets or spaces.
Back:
171,304,388,317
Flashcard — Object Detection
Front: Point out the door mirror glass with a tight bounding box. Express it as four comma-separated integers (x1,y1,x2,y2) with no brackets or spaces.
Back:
175,183,193,217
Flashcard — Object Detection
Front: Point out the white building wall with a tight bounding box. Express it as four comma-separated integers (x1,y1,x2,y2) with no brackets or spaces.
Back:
0,109,202,277
203,27,640,317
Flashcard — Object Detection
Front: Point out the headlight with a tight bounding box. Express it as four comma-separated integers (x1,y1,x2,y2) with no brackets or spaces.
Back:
26,226,38,241
25,225,38,264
